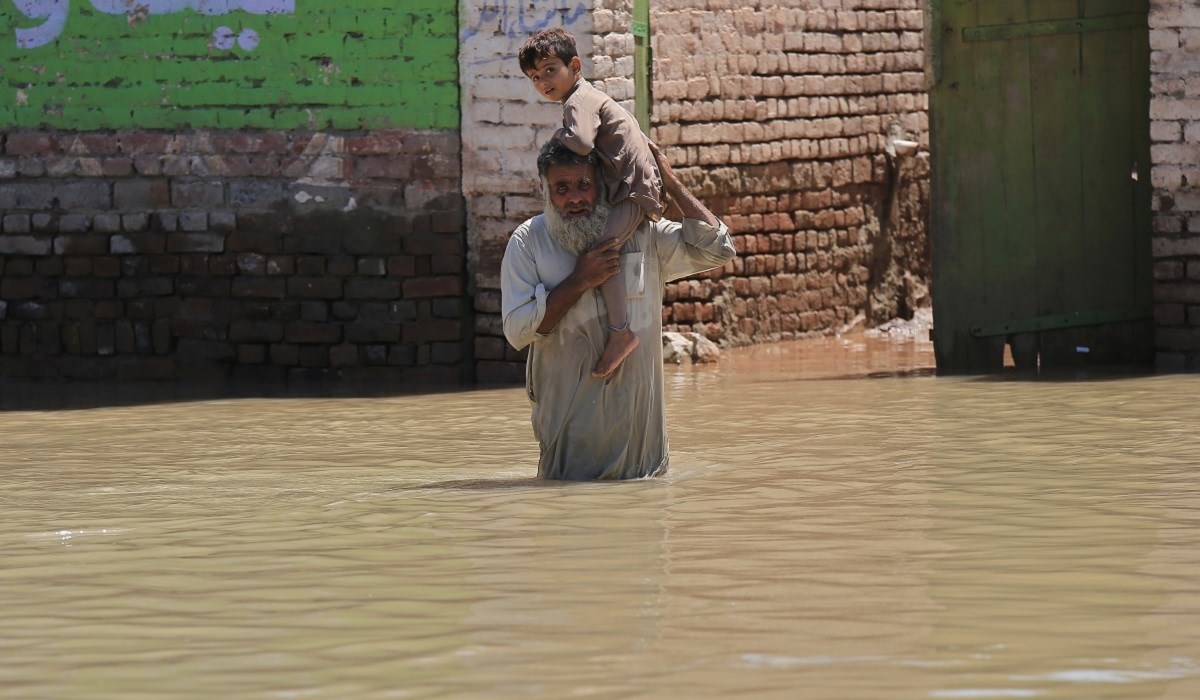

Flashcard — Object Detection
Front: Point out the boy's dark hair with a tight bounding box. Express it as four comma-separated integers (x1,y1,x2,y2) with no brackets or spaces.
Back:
537,139,596,179
518,27,579,73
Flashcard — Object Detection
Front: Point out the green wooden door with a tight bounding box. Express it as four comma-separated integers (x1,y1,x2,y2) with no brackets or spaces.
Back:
633,0,651,134
930,0,1153,372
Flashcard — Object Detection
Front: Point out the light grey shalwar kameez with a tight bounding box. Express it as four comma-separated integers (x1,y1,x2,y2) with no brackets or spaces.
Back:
501,214,736,480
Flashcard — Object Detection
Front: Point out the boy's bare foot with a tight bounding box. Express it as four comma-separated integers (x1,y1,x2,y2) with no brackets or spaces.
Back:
592,328,639,378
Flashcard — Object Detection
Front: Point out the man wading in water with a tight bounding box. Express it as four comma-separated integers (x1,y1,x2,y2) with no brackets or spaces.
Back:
500,140,735,480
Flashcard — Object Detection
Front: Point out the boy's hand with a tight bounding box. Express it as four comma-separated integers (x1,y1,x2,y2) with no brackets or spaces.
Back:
648,142,680,189
648,141,719,227
649,142,683,220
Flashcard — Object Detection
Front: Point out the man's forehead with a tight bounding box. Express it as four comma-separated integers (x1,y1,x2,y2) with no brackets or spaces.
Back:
546,163,593,183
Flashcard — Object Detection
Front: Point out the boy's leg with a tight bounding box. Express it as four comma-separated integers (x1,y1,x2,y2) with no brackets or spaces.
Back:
593,200,643,378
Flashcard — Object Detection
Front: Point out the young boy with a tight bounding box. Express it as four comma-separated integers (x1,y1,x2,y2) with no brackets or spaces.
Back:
518,27,665,379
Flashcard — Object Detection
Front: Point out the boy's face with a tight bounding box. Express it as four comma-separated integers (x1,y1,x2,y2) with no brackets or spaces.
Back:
524,55,581,102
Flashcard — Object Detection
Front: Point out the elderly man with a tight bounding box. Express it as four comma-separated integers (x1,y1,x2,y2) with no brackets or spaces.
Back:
501,140,736,480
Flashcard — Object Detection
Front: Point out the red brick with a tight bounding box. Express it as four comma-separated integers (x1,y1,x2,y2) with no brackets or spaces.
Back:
402,320,461,343
354,156,413,179
7,132,58,156
286,322,342,344
247,155,281,177
212,133,288,154
119,132,173,155
329,344,359,367
232,278,286,299
73,135,120,155
346,131,408,155
388,255,416,276
403,276,461,298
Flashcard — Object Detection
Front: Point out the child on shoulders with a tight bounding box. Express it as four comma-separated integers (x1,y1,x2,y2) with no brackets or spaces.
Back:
518,27,665,378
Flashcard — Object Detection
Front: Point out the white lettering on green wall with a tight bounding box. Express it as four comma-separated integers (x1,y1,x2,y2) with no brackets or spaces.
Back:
14,0,294,49
2,1,459,130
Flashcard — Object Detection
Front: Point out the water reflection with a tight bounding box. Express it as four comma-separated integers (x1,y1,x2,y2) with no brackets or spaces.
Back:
3,333,1200,697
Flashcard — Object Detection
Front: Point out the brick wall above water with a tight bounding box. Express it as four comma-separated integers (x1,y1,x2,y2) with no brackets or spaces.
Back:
0,129,469,382
2,0,467,383
1150,1,1200,369
461,0,932,383
651,1,930,346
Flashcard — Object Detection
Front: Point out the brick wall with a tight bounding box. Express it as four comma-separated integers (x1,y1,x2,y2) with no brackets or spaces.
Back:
651,1,930,345
462,0,931,381
0,129,468,381
1,2,468,382
1150,1,1200,369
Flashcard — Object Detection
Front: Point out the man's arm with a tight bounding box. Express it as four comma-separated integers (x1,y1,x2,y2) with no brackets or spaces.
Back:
651,142,718,228
536,237,621,334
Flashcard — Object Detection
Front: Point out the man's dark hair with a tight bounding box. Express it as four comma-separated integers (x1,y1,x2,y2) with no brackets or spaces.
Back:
518,27,579,73
537,139,597,179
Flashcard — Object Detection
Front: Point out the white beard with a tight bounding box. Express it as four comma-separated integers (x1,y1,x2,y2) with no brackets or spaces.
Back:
543,191,611,255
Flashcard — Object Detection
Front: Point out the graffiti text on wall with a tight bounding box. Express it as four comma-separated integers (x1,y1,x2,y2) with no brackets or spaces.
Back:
12,0,295,50
460,0,586,42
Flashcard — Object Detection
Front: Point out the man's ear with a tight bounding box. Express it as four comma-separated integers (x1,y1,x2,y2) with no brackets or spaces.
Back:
570,56,582,75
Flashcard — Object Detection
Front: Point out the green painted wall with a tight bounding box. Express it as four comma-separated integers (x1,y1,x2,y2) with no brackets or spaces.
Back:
1,0,458,130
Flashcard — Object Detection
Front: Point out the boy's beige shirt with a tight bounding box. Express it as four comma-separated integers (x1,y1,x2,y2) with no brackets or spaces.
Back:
554,79,665,219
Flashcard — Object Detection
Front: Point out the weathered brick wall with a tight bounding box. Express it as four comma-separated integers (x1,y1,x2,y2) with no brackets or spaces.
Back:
0,130,467,381
2,2,468,382
462,1,930,381
652,1,930,345
1150,1,1200,369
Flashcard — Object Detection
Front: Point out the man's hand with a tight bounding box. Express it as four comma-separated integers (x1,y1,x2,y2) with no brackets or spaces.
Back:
573,237,622,290
535,237,622,335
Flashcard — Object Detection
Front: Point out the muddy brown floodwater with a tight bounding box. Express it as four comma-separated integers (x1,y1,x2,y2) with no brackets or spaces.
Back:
3,330,1200,698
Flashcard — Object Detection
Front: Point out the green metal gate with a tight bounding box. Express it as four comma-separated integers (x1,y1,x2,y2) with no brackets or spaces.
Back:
930,0,1153,372
633,0,651,134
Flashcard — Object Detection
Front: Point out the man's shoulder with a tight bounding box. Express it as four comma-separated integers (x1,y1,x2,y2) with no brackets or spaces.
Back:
511,214,546,240
646,217,682,237
506,214,548,252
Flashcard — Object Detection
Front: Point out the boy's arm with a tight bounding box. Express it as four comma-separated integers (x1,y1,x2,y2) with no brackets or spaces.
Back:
650,143,736,282
554,92,600,155
652,143,718,227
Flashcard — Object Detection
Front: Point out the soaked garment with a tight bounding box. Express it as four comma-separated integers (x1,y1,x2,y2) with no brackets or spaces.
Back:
501,214,736,480
555,79,665,220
